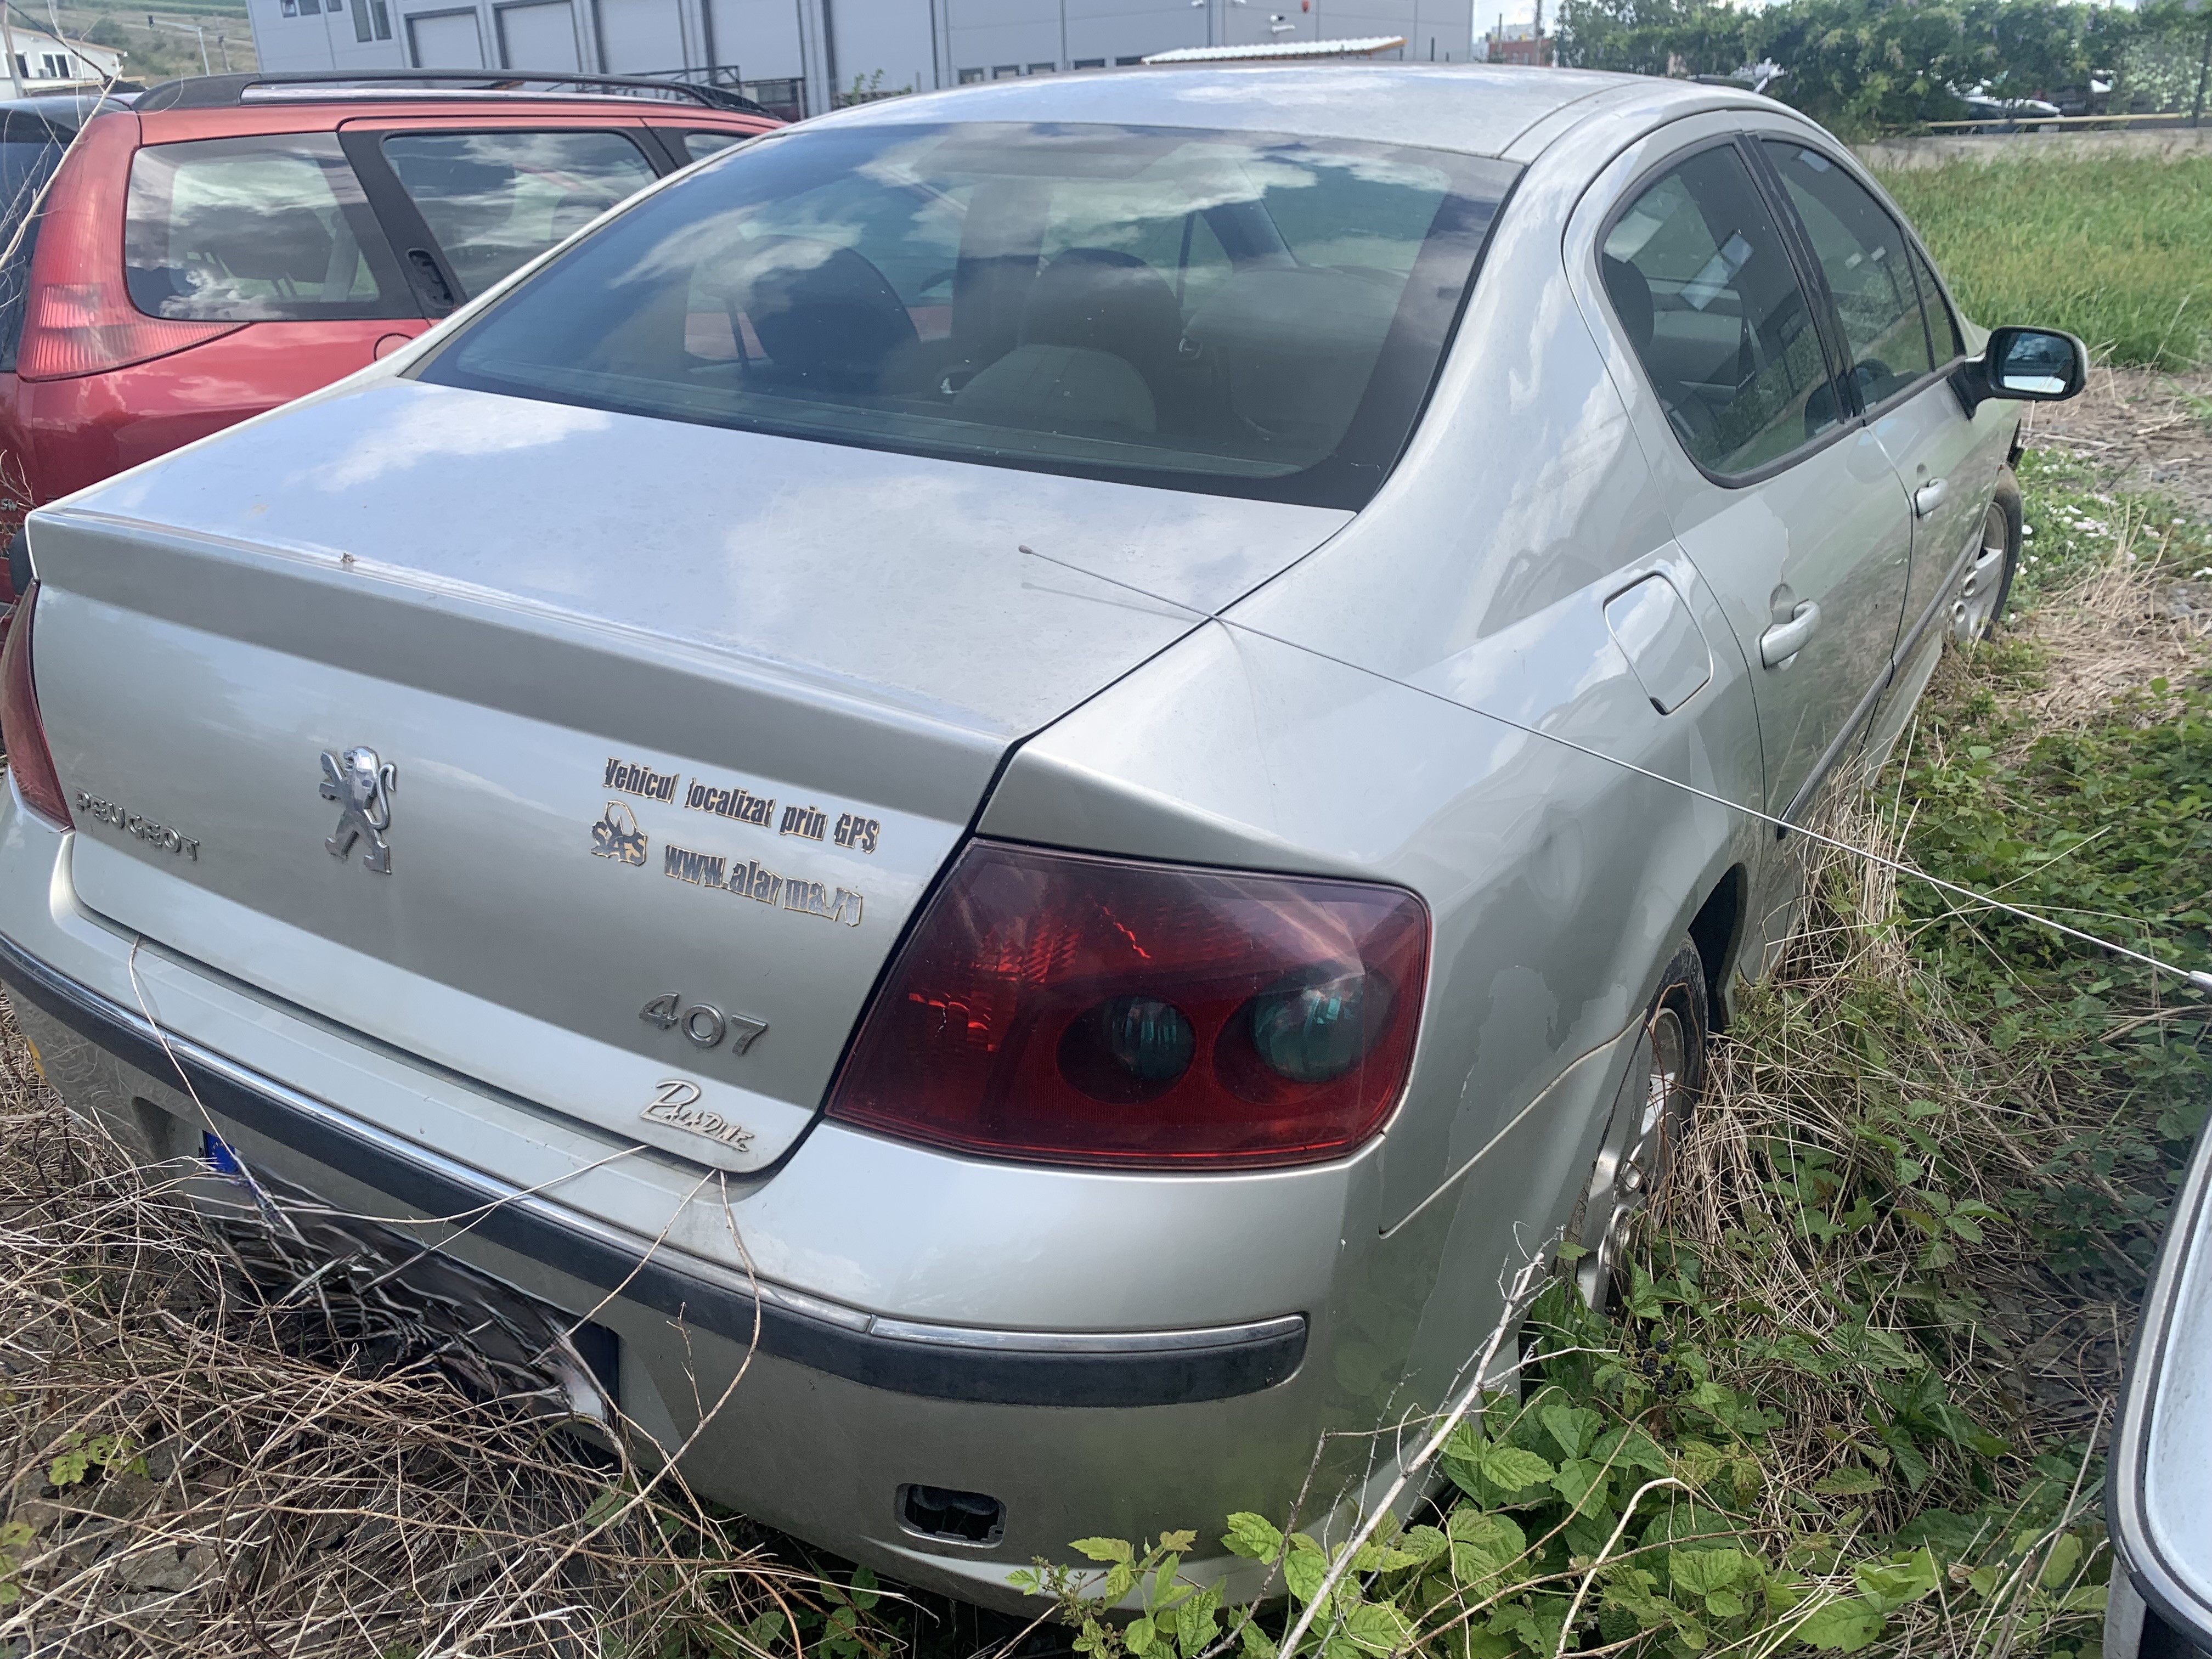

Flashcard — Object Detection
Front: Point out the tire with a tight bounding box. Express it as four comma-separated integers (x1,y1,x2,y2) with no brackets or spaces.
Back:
1571,938,1711,1315
1954,472,2022,645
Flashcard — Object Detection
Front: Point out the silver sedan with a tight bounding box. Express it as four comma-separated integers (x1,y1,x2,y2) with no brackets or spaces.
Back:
0,63,2082,1606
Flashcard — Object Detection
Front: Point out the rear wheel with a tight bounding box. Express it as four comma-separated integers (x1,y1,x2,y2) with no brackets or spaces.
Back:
1572,939,1709,1314
1953,477,2022,644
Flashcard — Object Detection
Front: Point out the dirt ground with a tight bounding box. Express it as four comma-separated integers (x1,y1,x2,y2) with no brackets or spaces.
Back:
2022,364,2212,522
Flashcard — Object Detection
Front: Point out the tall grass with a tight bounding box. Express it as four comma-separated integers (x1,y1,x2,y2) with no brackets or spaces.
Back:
1876,155,2212,370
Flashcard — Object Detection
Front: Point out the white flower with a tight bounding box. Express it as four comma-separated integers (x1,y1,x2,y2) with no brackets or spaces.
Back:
2023,524,2035,537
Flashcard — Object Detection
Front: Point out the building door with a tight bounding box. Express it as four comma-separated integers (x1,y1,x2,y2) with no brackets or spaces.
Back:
496,0,580,69
596,0,685,72
407,8,485,66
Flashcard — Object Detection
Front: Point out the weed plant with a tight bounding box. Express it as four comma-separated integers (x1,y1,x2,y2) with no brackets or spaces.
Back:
1875,157,2212,371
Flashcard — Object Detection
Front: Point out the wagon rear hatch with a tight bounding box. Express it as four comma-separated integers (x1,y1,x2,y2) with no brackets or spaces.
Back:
27,376,1350,1170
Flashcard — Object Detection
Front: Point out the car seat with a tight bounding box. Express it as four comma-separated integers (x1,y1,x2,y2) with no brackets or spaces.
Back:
720,235,918,394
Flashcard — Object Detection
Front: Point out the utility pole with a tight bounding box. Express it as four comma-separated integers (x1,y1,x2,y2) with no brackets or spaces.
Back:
2194,4,2209,128
145,13,211,73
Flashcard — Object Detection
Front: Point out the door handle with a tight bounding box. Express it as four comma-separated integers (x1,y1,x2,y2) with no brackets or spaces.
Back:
1759,600,1821,668
407,248,458,314
1914,477,1948,517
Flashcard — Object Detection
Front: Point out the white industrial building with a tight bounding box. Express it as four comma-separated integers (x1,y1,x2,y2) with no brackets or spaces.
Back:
245,0,1475,122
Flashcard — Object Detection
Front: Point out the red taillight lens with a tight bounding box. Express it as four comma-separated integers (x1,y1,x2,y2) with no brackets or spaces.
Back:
0,580,73,828
17,113,239,381
828,841,1429,1169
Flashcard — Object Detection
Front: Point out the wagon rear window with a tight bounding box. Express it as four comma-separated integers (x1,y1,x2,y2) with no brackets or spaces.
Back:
415,121,1517,509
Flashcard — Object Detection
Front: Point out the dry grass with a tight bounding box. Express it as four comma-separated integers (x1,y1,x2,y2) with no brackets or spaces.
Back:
0,1045,824,1658
2007,499,2212,737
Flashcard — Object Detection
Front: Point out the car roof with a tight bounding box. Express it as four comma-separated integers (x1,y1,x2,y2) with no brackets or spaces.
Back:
133,71,770,119
798,63,1710,160
0,92,128,136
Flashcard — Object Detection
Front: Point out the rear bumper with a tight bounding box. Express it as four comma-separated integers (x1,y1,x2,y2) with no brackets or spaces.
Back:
0,925,1304,1412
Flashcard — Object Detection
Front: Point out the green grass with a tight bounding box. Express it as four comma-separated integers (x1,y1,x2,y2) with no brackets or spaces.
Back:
1875,156,2212,370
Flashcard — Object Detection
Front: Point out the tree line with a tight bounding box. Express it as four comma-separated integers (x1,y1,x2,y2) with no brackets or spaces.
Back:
1551,0,2212,134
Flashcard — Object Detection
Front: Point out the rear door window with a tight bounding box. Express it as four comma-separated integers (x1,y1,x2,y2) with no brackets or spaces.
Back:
125,133,413,321
380,129,657,300
1602,143,1842,477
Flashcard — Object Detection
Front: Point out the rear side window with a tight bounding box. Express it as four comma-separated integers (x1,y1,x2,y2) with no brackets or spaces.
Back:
126,133,412,322
1602,144,1841,478
682,130,743,162
414,121,1517,511
381,130,657,300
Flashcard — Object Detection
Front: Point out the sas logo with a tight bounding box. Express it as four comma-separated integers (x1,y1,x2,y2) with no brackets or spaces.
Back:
590,800,649,865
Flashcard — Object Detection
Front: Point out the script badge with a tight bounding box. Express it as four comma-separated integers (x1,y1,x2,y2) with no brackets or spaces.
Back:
640,1079,754,1154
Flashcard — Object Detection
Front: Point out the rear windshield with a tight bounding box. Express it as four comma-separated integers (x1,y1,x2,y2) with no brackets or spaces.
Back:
415,122,1517,509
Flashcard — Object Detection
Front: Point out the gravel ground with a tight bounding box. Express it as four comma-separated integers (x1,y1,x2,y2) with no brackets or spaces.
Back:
2023,364,2212,522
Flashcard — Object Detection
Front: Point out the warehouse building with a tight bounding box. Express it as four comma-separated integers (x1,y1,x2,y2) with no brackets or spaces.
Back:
245,0,1474,122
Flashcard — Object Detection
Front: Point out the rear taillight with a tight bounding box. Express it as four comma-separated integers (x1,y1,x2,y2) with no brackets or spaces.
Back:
0,580,72,828
17,113,239,381
827,841,1428,1169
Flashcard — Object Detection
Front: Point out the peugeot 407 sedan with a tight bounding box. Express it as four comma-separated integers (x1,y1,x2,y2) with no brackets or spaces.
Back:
0,65,2081,1605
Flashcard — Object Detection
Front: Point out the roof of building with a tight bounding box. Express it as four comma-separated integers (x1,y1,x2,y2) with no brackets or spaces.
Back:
800,62,1701,160
1141,35,1406,64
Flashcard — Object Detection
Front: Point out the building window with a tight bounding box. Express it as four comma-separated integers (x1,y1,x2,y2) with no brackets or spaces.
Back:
280,0,297,14
38,51,70,75
957,66,984,83
991,64,1019,77
351,0,391,40
1073,57,1103,68
1115,55,1142,65
1026,61,1054,74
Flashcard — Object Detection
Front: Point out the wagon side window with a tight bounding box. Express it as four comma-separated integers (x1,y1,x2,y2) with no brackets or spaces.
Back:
1601,144,1839,478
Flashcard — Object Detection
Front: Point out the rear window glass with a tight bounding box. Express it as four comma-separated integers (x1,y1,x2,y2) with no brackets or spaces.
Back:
382,130,658,300
414,121,1517,509
126,133,411,322
0,134,65,369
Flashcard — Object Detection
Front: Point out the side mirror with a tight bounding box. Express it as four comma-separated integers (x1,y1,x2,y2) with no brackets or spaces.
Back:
1953,325,2088,415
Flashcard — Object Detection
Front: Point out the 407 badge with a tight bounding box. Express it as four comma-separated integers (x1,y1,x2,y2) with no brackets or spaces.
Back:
640,1079,753,1154
590,801,648,866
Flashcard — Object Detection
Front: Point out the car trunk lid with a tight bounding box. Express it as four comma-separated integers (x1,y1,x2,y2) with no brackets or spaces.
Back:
29,377,1350,1171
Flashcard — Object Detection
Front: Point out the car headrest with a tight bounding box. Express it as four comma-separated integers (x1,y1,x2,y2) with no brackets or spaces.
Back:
718,236,918,393
1601,254,1655,353
174,206,335,286
1021,247,1184,375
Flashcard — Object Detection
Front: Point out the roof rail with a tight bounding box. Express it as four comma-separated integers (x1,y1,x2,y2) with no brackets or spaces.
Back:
133,69,770,116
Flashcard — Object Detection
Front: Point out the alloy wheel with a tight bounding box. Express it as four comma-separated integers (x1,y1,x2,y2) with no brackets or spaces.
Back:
1951,501,2013,644
1576,1003,1692,1312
